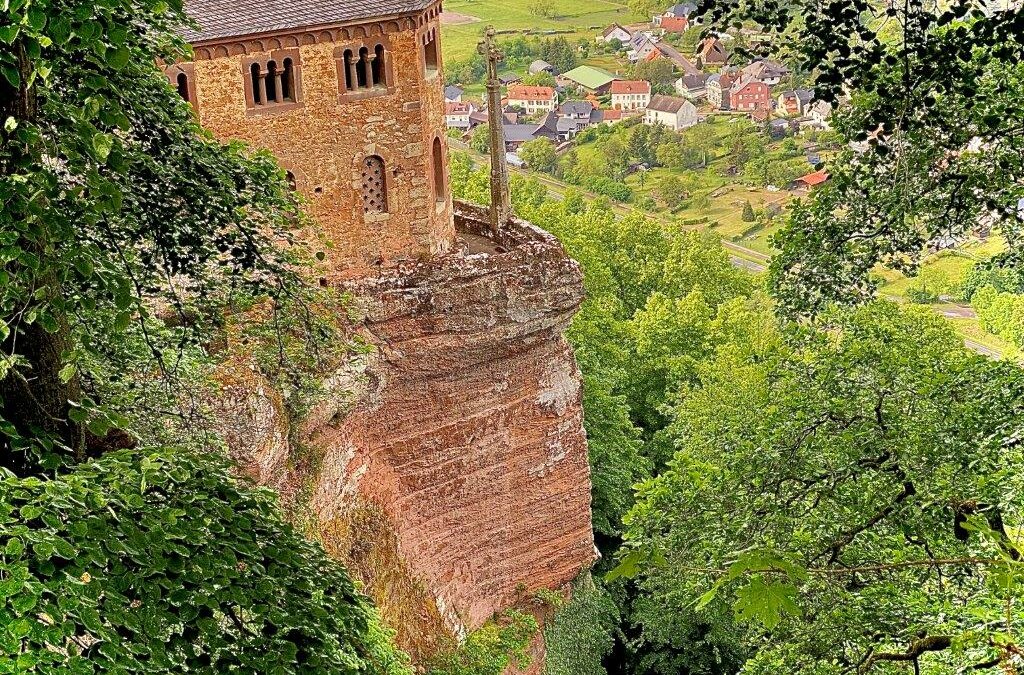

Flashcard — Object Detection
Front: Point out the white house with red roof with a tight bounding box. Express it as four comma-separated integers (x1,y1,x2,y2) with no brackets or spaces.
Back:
506,85,558,115
610,80,652,111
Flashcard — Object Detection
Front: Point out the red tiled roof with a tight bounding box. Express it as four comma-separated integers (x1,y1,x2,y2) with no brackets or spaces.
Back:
446,102,471,114
602,109,623,120
660,16,689,31
796,169,829,186
506,85,555,100
609,80,651,95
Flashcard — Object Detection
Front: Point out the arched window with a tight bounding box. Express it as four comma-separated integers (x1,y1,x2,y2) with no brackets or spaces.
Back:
424,32,439,77
431,137,446,203
361,156,387,214
372,44,385,87
356,47,369,89
176,72,190,101
250,62,262,105
282,58,294,101
342,49,355,91
265,61,278,102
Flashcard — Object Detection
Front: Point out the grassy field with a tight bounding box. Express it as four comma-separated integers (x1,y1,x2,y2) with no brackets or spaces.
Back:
440,0,641,62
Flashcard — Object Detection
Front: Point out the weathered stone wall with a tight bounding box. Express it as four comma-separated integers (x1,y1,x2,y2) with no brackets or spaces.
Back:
218,205,596,664
183,7,454,276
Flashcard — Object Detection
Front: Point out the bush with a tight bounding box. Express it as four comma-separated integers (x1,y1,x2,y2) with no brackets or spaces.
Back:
0,449,410,674
543,576,619,675
741,201,756,222
428,611,537,675
582,176,633,203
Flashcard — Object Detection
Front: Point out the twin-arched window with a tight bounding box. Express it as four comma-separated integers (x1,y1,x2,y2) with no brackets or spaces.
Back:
244,50,301,110
339,43,388,94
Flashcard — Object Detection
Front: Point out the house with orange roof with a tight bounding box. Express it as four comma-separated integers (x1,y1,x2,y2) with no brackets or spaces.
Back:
792,169,829,192
506,85,557,115
610,80,652,111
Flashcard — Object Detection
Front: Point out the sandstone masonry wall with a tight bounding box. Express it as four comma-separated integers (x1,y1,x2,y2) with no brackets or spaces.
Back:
182,7,454,276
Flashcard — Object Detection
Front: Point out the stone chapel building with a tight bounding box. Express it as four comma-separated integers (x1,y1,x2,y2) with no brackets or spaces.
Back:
168,0,455,276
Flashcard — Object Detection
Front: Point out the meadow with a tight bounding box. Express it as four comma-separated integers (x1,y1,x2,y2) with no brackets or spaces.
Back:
440,0,642,62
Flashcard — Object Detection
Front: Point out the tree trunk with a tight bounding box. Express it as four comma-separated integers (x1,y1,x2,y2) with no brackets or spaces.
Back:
0,41,83,476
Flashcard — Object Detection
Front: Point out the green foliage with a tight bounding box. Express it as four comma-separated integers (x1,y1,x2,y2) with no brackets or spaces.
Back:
0,0,305,471
0,449,410,674
518,138,557,173
766,45,1024,315
741,201,755,222
543,576,618,675
972,285,1024,348
428,611,537,675
621,301,1024,672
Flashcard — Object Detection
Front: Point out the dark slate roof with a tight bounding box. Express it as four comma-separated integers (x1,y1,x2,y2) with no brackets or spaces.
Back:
559,100,595,116
503,124,539,143
182,0,437,43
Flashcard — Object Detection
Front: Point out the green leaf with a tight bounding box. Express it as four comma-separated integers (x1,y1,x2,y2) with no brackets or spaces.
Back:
732,575,800,630
0,64,20,89
107,47,131,71
92,133,113,162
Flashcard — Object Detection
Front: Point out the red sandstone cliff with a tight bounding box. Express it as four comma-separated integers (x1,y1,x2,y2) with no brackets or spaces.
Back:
216,201,595,663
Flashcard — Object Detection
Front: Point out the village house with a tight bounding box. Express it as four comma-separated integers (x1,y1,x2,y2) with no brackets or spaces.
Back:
730,77,771,112
806,99,834,129
506,84,557,115
647,41,702,74
499,72,522,86
445,101,475,132
444,84,463,102
558,100,604,138
741,58,790,86
644,94,698,130
777,88,814,116
675,73,708,99
559,65,618,94
602,108,624,125
664,2,697,18
169,0,454,273
628,33,660,62
695,37,728,68
706,71,738,110
610,80,652,111
598,23,633,44
656,15,689,32
792,169,829,192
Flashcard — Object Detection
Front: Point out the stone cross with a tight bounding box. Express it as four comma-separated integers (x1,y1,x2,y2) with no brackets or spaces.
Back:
478,27,511,235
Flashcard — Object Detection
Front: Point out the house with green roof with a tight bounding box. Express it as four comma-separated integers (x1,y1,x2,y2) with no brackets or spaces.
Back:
559,65,619,94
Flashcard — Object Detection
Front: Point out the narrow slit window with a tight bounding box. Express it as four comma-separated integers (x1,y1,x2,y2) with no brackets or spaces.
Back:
176,73,190,101
282,58,294,101
343,49,354,91
432,137,445,203
424,34,439,77
265,61,278,102
357,47,369,89
250,62,262,105
361,156,387,214
372,44,385,86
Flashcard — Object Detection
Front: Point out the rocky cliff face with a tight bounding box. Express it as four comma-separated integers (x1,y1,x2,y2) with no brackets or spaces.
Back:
217,201,595,663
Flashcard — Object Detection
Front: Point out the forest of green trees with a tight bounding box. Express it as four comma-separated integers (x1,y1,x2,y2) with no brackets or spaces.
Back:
3,0,1024,673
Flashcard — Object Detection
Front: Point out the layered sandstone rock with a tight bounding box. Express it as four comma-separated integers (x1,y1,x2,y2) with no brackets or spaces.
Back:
218,201,595,663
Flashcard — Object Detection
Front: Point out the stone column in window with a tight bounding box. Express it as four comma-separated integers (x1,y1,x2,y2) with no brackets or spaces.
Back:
347,54,359,91
258,67,268,105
